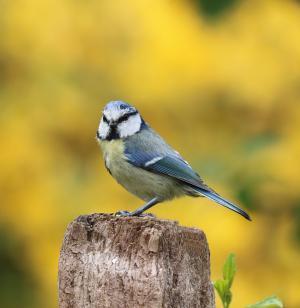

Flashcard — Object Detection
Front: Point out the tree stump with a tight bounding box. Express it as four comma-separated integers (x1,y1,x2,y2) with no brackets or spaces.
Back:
58,213,215,308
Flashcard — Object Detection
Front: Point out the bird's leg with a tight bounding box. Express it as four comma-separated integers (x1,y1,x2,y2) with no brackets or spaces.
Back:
115,197,160,217
128,197,159,216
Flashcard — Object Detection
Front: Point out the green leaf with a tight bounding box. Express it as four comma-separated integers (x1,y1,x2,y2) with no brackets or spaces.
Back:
247,295,283,308
224,288,232,307
214,253,237,308
223,253,236,288
214,279,227,303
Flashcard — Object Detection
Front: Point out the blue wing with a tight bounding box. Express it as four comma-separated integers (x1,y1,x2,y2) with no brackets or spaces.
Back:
125,148,251,220
124,149,211,192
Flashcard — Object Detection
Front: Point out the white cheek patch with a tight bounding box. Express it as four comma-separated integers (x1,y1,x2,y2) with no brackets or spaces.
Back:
98,120,110,139
118,114,142,138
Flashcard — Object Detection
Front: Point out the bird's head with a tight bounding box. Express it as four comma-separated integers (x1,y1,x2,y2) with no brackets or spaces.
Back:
97,101,145,141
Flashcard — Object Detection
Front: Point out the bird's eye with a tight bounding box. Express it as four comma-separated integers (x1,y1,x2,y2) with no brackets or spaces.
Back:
118,113,130,122
103,115,109,123
119,104,127,110
117,110,138,123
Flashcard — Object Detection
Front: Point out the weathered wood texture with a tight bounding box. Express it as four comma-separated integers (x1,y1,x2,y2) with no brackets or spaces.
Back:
58,213,215,308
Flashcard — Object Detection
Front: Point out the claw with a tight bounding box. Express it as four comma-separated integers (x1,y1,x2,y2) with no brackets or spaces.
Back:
114,210,156,218
115,210,131,217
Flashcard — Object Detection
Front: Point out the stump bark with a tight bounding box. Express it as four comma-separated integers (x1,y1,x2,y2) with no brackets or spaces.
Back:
58,213,215,308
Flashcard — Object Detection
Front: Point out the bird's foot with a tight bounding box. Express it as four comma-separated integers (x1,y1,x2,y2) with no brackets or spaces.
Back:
115,210,132,217
114,210,156,218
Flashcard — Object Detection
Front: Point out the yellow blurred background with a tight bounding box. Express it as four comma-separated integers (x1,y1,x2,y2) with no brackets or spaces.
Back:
1,0,300,307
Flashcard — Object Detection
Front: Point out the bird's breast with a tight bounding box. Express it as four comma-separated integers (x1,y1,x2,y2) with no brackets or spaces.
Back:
99,139,125,172
98,139,184,201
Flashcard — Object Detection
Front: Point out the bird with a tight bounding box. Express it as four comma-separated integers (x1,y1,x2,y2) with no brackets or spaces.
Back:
96,100,251,220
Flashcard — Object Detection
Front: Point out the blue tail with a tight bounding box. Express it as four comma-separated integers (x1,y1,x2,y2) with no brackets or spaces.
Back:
197,189,251,221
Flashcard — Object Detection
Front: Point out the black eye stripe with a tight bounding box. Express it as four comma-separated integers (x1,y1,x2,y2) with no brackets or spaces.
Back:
103,115,109,123
102,110,138,125
117,111,138,123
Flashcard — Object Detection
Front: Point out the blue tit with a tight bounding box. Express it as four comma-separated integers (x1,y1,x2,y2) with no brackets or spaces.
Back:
96,100,251,220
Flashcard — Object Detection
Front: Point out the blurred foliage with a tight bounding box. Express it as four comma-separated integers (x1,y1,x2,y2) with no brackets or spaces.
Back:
0,226,38,308
1,0,300,307
292,203,300,243
195,0,240,18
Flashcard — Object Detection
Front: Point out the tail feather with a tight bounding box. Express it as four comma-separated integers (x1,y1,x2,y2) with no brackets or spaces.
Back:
196,189,251,221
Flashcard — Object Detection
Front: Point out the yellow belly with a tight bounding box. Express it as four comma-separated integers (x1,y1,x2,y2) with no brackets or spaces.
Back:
99,139,184,201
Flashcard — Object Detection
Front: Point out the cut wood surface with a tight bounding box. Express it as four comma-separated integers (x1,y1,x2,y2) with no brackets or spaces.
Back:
58,213,215,308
